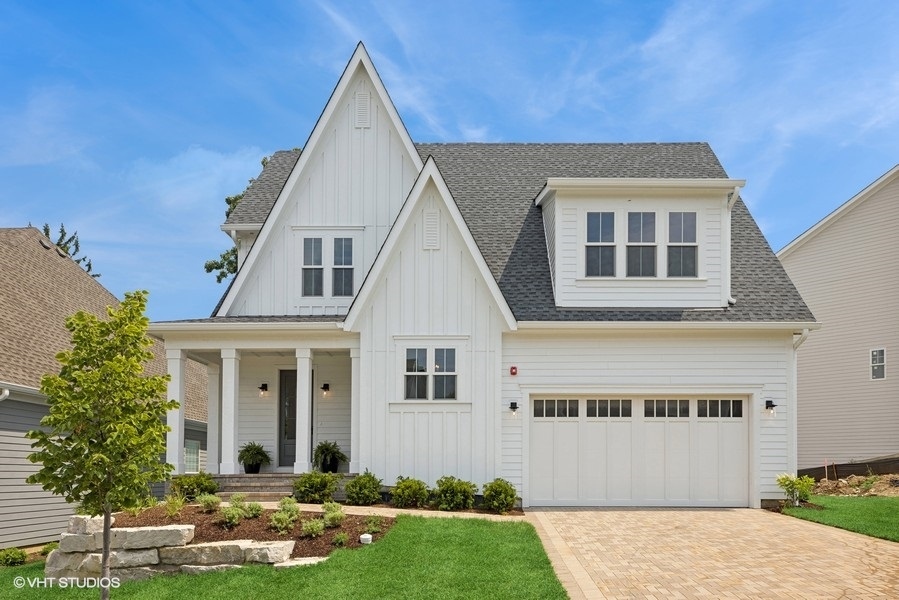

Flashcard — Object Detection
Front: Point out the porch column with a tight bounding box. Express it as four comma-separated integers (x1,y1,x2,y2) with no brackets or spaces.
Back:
350,348,361,473
294,348,312,473
205,363,221,474
165,349,186,475
220,349,240,475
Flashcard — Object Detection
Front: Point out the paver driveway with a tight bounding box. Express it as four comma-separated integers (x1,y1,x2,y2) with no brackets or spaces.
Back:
528,507,899,599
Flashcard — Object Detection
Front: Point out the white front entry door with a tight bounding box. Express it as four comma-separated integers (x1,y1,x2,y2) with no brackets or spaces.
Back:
529,397,749,506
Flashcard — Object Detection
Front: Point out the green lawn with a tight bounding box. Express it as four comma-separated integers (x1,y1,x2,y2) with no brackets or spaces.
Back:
783,495,899,542
3,515,567,599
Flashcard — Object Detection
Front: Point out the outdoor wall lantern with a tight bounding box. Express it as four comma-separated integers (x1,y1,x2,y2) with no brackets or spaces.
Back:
321,383,330,397
258,383,269,398
509,401,519,415
764,399,778,416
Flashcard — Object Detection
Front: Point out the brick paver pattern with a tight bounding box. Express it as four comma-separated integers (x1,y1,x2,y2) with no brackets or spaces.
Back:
528,507,899,599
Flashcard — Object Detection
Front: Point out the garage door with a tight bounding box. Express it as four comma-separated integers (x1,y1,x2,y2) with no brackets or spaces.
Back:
529,397,748,506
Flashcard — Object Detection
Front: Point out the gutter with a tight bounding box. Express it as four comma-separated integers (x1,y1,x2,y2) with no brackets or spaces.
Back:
0,388,8,402
793,328,810,350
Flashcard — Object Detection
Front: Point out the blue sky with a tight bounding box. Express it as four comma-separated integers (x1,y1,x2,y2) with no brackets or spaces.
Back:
2,1,898,321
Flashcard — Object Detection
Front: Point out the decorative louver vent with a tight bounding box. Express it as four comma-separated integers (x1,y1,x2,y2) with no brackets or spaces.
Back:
423,209,440,250
355,92,371,128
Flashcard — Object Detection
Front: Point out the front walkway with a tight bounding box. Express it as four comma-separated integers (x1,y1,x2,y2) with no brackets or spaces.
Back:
528,507,899,599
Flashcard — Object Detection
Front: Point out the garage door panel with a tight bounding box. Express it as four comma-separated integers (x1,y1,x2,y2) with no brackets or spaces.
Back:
531,396,749,507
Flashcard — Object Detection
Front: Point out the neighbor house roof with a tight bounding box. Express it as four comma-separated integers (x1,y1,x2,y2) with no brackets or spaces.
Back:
212,142,814,325
0,227,207,421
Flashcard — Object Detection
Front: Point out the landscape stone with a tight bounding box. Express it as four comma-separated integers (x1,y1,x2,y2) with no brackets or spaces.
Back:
67,515,111,535
113,565,180,582
180,564,242,575
106,525,194,549
159,540,252,565
59,533,97,553
45,549,87,572
274,557,328,569
244,541,295,564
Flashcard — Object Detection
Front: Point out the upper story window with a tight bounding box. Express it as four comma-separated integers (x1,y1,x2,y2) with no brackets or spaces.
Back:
872,349,885,380
668,212,697,277
585,212,615,276
404,347,457,400
333,238,354,297
302,237,323,296
627,212,656,277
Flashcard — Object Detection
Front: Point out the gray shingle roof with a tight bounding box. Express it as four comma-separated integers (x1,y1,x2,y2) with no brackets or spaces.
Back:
226,150,301,225
213,142,813,324
0,227,209,420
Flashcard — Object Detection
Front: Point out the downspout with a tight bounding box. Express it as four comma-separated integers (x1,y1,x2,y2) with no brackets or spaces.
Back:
0,388,9,402
725,186,741,306
793,328,810,350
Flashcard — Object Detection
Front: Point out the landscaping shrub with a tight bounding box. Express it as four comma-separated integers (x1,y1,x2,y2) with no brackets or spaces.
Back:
302,518,326,538
322,501,342,514
219,506,244,529
40,542,59,556
171,472,218,500
278,496,301,518
293,471,340,503
269,510,298,535
245,502,264,518
433,476,477,511
163,493,186,518
324,509,345,528
332,532,349,547
0,548,27,566
391,476,430,508
776,473,816,506
228,492,247,515
483,478,518,514
345,469,383,506
364,515,383,534
196,493,222,513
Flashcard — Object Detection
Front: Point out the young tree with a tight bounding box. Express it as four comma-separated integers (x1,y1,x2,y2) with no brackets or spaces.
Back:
39,222,100,278
26,290,176,599
203,192,243,283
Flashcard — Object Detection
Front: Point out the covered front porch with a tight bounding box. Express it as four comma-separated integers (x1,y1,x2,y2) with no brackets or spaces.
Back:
155,322,359,476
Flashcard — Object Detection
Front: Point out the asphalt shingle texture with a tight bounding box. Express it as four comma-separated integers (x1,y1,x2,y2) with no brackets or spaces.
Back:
205,142,814,324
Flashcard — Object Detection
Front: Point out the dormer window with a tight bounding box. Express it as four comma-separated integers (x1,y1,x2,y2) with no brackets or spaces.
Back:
626,212,656,277
586,212,615,276
667,212,697,277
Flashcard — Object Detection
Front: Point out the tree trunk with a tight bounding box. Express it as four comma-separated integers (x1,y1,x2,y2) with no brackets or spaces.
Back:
101,506,111,600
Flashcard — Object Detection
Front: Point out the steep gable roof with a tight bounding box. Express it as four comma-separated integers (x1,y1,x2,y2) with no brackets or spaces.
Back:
0,227,207,420
225,149,301,227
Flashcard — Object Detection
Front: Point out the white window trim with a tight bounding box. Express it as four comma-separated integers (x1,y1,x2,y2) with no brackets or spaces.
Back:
578,208,705,281
666,210,699,278
332,237,355,297
871,348,886,380
626,211,658,278
296,230,362,302
302,237,324,297
394,337,468,404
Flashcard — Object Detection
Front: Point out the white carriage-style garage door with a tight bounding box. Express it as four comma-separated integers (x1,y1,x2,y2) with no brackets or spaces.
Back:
529,397,749,506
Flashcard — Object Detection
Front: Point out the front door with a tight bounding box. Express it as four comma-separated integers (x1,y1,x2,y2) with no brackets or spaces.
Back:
278,370,296,467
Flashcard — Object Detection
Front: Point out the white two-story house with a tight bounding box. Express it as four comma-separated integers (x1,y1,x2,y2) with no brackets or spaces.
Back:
152,44,816,508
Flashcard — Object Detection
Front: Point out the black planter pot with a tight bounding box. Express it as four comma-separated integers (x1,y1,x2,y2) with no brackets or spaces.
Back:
244,462,261,474
322,457,339,473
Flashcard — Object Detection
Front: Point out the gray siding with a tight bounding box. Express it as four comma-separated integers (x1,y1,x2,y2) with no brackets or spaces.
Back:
0,399,74,549
781,175,899,469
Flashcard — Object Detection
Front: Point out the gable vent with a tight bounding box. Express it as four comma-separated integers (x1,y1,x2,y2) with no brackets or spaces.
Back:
423,209,440,250
355,92,371,128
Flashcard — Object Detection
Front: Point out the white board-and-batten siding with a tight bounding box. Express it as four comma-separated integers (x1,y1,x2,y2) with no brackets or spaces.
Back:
550,196,726,308
500,330,796,504
0,399,74,548
780,176,899,469
355,186,505,488
228,71,419,317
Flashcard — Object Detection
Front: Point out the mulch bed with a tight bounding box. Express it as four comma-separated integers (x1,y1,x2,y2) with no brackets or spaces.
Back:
113,505,393,558
765,500,825,514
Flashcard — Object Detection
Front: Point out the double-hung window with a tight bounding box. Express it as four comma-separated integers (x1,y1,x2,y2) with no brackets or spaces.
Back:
585,212,615,276
302,237,323,296
627,212,656,277
872,349,885,380
668,212,697,277
333,238,354,296
404,348,457,400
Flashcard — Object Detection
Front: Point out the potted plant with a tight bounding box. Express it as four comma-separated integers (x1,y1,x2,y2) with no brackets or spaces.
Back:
237,441,271,474
313,440,348,473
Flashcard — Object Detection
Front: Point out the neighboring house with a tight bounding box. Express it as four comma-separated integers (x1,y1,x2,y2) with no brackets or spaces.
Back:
0,227,208,549
152,44,816,508
779,165,899,472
